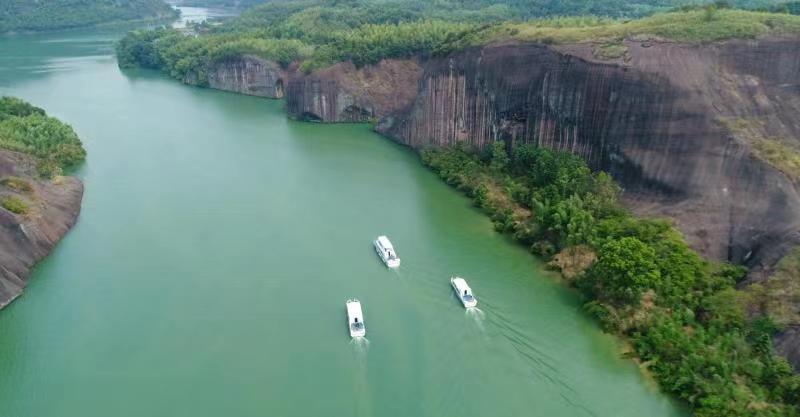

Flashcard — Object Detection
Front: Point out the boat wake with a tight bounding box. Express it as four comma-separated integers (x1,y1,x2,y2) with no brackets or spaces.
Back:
485,309,595,415
466,307,486,332
350,337,370,354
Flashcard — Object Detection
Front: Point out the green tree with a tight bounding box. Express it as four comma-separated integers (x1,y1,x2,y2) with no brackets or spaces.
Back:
489,141,509,173
586,237,661,304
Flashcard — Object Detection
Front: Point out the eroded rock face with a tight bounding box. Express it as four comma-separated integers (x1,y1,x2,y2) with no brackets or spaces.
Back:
204,56,287,98
286,60,423,122
286,40,800,280
0,151,83,308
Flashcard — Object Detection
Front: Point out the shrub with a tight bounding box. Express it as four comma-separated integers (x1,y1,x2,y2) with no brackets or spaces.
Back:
0,177,33,193
2,196,28,215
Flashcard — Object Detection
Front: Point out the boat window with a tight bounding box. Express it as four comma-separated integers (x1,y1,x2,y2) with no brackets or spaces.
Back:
352,322,364,330
463,294,475,301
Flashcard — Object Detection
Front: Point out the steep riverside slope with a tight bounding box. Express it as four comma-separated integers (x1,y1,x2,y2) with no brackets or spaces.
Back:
185,56,288,98
0,151,83,308
286,39,800,278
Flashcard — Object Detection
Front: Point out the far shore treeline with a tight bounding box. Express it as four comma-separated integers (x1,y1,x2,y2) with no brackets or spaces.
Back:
0,0,177,33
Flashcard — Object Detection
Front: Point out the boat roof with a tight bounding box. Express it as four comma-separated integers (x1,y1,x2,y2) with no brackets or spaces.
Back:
452,277,471,291
346,300,363,318
377,236,394,249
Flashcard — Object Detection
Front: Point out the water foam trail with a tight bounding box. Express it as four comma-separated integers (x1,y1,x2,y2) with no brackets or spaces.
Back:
350,336,370,355
466,307,487,333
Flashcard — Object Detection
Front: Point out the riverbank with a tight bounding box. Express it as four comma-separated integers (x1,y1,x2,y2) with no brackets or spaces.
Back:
421,145,800,416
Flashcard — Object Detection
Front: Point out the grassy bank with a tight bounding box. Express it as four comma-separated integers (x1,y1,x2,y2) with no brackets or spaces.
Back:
0,97,86,177
421,143,800,417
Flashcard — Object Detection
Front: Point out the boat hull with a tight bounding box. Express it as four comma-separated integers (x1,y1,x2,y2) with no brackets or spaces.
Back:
374,240,400,268
346,299,366,338
451,277,478,308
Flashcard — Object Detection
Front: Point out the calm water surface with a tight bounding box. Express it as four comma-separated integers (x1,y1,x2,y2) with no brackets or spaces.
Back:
0,12,687,417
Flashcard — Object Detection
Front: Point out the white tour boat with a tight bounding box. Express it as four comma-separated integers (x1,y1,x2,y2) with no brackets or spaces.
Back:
374,235,400,268
451,277,478,308
346,299,366,338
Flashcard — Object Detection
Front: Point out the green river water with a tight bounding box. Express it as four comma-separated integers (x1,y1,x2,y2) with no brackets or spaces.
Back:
0,11,688,417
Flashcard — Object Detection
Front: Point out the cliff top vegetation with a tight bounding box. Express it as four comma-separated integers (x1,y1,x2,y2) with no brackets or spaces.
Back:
117,0,800,80
0,97,86,177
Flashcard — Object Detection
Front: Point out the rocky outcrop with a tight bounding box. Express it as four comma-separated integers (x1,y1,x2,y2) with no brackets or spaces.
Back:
188,55,287,98
286,60,423,122
0,150,83,308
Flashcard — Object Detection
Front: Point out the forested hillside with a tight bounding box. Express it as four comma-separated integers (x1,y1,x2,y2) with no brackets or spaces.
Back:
0,0,177,33
117,0,800,79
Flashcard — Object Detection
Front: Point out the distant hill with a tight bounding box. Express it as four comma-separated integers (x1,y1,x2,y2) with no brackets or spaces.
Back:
170,0,265,8
170,0,790,17
0,0,178,33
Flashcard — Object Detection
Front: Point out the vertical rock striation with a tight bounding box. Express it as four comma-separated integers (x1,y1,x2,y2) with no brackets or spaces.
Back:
188,56,288,98
286,60,423,122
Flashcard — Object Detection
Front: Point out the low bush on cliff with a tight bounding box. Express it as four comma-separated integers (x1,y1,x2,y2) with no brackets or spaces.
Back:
1,196,28,215
0,97,86,177
1,176,33,193
422,144,800,417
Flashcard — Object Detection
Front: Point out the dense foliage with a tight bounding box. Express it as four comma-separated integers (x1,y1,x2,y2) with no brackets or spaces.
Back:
0,0,177,33
117,0,800,82
1,195,28,214
422,144,800,416
0,97,86,177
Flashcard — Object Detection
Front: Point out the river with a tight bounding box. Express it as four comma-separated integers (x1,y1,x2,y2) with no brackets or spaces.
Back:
0,9,687,417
